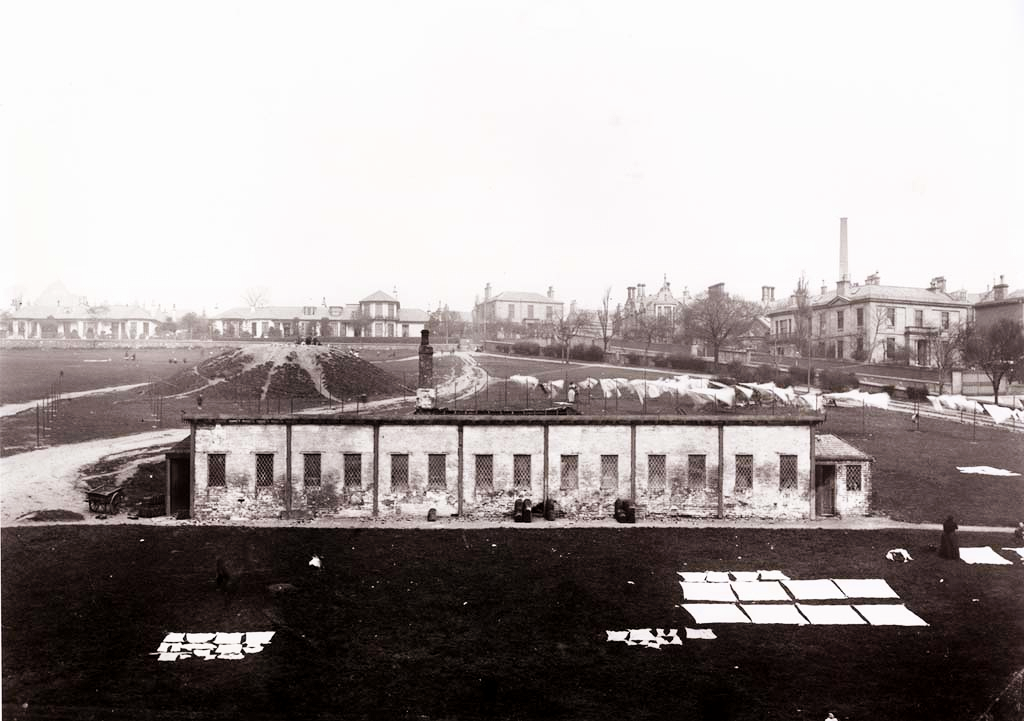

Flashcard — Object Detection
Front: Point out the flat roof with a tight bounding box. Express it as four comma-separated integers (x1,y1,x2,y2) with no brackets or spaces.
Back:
185,414,823,428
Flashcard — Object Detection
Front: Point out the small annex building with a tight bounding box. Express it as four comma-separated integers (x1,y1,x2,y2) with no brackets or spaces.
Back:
177,414,874,522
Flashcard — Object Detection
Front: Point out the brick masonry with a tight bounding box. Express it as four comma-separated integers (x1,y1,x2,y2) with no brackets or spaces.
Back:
188,415,871,521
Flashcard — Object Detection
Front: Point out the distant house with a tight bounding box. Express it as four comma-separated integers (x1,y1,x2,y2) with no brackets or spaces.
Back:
472,284,564,339
974,276,1023,329
618,277,688,340
211,291,428,340
2,282,163,340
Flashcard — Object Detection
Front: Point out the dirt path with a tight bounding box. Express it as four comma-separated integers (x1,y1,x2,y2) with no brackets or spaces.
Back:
0,383,150,418
0,428,188,525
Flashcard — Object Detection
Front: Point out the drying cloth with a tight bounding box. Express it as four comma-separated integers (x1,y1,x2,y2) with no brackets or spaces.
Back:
757,570,790,581
509,375,539,390
797,393,822,411
705,571,731,583
598,378,620,398
606,630,629,642
781,579,846,600
625,628,657,645
796,604,867,625
680,582,738,602
886,548,913,562
740,604,808,625
577,377,599,390
729,571,760,582
831,579,900,599
853,604,928,627
864,392,890,409
682,603,751,624
1001,548,1024,561
734,385,755,400
655,628,683,646
549,380,564,391
685,627,717,639
730,580,791,602
983,404,1014,424
957,466,1021,477
677,571,707,582
928,395,944,411
959,547,1014,565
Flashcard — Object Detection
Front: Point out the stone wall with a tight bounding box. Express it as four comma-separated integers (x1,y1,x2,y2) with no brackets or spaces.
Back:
187,415,867,522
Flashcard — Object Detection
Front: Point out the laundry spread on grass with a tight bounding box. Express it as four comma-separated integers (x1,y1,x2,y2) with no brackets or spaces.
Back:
956,466,1021,477
155,631,275,661
795,604,867,625
780,579,846,600
679,581,738,602
730,580,791,602
830,579,900,599
605,628,684,648
1001,548,1024,562
740,604,809,625
853,605,929,627
959,547,1015,565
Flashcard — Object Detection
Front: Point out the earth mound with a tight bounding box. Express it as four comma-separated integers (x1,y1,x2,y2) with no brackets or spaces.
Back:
164,345,409,401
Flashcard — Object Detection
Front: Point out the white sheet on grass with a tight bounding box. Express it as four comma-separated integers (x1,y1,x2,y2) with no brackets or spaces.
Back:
957,466,1021,477
1001,547,1024,561
729,571,760,582
740,604,808,625
677,571,708,582
685,627,717,640
509,375,539,390
781,579,846,600
983,404,1014,424
680,582,738,602
606,630,629,642
831,579,900,599
959,547,1015,565
705,571,731,583
757,570,790,581
853,604,928,627
683,603,751,624
730,581,791,602
796,604,867,625
928,395,944,411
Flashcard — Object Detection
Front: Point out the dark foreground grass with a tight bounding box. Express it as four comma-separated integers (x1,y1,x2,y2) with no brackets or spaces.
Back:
821,407,1024,527
2,526,1021,721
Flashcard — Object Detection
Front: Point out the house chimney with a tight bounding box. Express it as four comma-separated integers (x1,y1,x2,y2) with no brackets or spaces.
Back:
993,275,1008,301
865,272,879,286
761,285,775,303
627,286,635,302
709,282,725,298
484,283,492,302
547,286,555,299
928,276,947,293
836,217,851,296
821,281,828,296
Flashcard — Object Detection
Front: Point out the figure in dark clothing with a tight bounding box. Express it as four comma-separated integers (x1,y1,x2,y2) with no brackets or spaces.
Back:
939,515,960,560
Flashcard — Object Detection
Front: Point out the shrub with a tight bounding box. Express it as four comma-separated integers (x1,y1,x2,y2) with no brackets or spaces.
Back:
652,354,669,368
726,360,745,379
880,384,897,396
625,352,644,366
541,343,562,359
819,369,859,392
905,385,929,401
755,364,777,383
512,340,541,356
666,353,708,373
570,344,605,362
851,349,869,362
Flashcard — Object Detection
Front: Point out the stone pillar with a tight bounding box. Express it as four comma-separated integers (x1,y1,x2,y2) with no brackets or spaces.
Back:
418,329,434,387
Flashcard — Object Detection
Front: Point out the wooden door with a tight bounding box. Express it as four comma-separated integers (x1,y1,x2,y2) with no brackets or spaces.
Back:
815,464,836,516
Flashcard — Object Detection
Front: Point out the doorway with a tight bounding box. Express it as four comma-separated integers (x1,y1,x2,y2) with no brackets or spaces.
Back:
815,464,836,516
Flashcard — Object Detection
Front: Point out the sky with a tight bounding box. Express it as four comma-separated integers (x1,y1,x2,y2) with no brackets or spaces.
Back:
1,1,1021,317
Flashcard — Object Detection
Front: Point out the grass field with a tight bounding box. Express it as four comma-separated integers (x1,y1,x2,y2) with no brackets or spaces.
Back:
821,407,1024,527
2,525,1021,721
0,348,235,405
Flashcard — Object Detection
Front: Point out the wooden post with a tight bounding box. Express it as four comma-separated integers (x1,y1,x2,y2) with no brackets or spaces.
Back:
372,423,380,517
717,423,725,519
809,423,817,519
457,424,464,517
542,423,550,506
630,422,637,504
285,423,293,515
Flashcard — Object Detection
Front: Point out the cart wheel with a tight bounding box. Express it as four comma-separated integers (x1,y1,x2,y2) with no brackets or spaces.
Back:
109,494,122,514
89,501,98,513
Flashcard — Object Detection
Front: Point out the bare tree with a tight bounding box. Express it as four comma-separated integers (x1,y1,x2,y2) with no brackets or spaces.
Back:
923,323,962,395
633,308,673,364
243,286,270,309
688,289,760,365
598,287,614,352
959,319,1024,404
551,309,595,364
864,305,898,362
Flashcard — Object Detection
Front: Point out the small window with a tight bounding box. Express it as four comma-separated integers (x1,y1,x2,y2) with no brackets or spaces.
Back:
344,453,362,489
914,309,923,326
856,308,864,327
886,307,896,326
836,310,844,330
513,454,531,491
941,311,950,330
856,336,864,353
546,306,554,319
735,454,753,491
648,454,667,490
886,337,896,359
256,453,274,487
846,465,862,491
527,304,535,319
819,314,825,333
779,455,798,491
688,454,707,489
560,454,578,491
303,305,316,315
303,453,321,487
600,455,618,491
208,453,226,487
508,304,515,319
391,454,409,492
428,454,447,491
475,454,493,492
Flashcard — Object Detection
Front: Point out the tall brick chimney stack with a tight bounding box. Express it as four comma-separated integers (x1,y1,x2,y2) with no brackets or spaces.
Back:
837,217,850,296
993,275,1008,301
418,329,434,388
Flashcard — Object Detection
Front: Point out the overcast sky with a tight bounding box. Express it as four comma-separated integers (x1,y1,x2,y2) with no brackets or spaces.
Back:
2,1,1021,316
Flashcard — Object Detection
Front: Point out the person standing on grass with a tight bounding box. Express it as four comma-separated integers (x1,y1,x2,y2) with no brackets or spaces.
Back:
939,515,960,560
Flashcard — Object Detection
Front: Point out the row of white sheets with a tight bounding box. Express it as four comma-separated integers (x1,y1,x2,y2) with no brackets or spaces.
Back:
606,627,717,648
679,578,899,602
822,390,891,409
959,546,1019,565
677,570,789,583
683,603,928,626
957,466,1021,477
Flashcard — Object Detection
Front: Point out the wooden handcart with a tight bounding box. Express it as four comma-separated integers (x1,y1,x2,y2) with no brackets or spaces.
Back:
85,484,124,514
